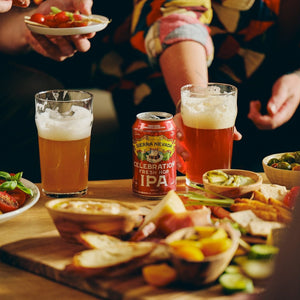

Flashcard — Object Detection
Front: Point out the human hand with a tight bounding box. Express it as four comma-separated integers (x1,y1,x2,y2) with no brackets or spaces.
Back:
174,113,242,174
248,73,300,130
0,0,30,12
25,0,94,61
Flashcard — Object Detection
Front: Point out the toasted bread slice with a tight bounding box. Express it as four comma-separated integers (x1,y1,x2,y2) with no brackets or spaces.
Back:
76,231,123,249
73,241,154,267
68,231,169,277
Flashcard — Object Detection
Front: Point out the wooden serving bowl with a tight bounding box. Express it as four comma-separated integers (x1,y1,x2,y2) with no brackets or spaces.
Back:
45,198,141,243
202,169,263,198
263,153,300,189
165,223,240,286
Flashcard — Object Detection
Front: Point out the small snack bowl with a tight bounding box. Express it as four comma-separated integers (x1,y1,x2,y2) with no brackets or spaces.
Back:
45,198,141,242
202,169,263,198
165,223,240,286
263,152,300,189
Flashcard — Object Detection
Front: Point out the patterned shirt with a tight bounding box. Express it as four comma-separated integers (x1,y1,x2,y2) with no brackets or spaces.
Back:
92,0,298,109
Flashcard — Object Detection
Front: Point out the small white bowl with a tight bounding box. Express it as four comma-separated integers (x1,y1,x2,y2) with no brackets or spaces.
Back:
263,153,300,189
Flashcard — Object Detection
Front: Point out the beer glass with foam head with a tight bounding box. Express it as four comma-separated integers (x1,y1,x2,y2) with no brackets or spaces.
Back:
35,90,93,197
181,83,237,186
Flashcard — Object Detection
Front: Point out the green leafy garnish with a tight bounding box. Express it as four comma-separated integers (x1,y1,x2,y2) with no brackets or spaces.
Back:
0,171,33,196
179,183,234,208
50,6,62,14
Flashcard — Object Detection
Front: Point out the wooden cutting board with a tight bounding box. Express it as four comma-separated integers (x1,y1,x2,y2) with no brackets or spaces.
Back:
0,230,249,300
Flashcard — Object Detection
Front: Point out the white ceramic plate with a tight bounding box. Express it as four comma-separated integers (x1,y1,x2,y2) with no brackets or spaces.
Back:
25,14,109,36
0,178,40,224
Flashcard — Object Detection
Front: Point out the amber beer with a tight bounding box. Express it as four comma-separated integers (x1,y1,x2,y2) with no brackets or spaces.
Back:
38,136,90,194
181,84,237,186
35,90,93,197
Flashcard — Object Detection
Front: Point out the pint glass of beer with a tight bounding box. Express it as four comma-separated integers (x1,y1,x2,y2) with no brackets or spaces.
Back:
181,83,237,186
35,90,93,197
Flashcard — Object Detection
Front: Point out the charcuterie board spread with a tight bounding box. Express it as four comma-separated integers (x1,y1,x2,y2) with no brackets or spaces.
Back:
0,175,299,299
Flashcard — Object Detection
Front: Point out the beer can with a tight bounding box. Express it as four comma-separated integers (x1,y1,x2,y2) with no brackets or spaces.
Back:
132,112,177,199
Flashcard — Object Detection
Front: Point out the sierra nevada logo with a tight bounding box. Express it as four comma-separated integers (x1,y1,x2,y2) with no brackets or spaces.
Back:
133,135,175,163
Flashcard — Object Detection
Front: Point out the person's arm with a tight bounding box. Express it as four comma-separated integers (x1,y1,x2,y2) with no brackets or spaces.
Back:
159,40,208,106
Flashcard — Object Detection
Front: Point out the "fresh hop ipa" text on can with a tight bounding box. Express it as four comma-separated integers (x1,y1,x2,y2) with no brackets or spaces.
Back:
132,112,177,199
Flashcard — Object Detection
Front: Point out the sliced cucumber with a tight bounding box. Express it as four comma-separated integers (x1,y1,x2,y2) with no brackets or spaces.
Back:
224,265,241,274
248,244,279,260
241,259,274,280
233,255,248,266
219,273,254,294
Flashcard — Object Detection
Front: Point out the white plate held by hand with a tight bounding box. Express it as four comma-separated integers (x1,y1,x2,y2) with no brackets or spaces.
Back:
25,15,109,36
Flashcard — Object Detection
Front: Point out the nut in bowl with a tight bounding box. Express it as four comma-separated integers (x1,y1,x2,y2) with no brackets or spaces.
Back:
263,152,300,189
165,223,240,286
202,169,263,198
45,198,141,242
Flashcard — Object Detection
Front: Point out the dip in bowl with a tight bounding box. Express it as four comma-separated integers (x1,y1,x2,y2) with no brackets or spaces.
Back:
46,198,141,242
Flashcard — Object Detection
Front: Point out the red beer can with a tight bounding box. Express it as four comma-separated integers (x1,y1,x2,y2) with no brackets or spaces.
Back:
132,112,177,199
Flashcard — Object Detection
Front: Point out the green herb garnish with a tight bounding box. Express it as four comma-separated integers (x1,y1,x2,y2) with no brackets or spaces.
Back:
0,171,33,196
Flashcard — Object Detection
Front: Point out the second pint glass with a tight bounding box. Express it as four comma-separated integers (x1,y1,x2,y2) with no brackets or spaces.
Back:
181,83,237,186
35,90,93,197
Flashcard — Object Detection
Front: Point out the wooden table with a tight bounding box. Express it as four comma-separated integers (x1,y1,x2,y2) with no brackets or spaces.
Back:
0,177,262,300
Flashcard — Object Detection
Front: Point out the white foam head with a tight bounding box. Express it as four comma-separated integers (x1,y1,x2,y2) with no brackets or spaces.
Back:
35,105,93,141
181,85,237,129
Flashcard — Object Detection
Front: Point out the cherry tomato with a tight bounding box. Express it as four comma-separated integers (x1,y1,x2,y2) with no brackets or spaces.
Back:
0,191,19,213
44,14,56,27
30,13,45,24
73,14,82,21
283,186,300,209
54,11,71,24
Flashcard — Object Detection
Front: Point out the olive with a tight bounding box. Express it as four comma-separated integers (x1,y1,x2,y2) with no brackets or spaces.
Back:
294,151,300,163
277,161,292,170
280,153,295,164
267,158,280,166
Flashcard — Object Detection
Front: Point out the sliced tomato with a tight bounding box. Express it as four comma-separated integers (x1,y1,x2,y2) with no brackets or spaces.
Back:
283,186,300,209
0,191,19,213
7,188,28,207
